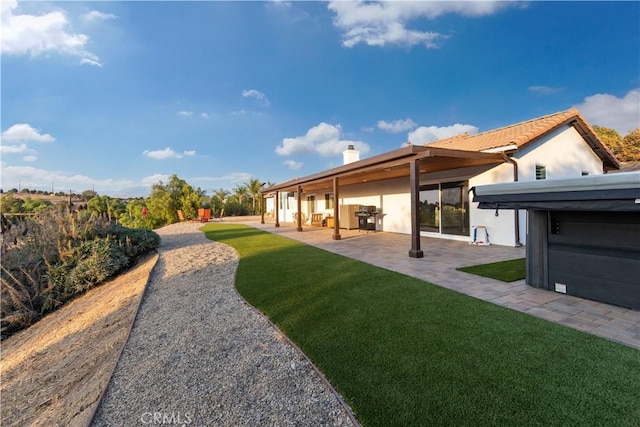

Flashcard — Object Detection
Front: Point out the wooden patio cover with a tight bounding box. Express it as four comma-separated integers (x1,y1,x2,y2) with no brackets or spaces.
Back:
260,145,506,258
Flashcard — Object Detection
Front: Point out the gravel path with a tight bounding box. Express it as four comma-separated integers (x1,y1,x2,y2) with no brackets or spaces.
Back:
91,222,356,427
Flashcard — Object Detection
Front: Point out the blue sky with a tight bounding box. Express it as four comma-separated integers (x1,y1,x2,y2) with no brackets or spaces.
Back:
1,1,639,197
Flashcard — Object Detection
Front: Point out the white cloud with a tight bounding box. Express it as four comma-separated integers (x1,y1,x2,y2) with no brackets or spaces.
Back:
575,89,640,135
0,143,35,154
1,0,102,66
328,1,514,48
84,10,117,22
0,164,133,192
265,0,309,22
1,123,55,142
267,0,292,10
408,123,478,145
529,85,564,95
178,111,213,120
141,173,170,186
143,147,196,160
377,118,417,133
80,57,102,67
242,89,271,107
23,155,37,162
187,172,254,188
283,159,303,170
276,122,370,157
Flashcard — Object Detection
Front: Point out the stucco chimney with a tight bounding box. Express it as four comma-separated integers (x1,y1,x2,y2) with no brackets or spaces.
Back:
343,144,360,165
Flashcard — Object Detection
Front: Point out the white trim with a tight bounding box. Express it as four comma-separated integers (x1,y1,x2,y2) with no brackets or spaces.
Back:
481,144,518,153
420,231,471,242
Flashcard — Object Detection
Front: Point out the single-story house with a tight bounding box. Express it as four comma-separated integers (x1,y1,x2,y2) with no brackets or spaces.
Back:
261,108,620,258
471,172,640,310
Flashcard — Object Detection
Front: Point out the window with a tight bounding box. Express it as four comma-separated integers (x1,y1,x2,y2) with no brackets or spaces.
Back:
325,193,334,209
582,171,589,176
306,195,315,217
535,165,547,180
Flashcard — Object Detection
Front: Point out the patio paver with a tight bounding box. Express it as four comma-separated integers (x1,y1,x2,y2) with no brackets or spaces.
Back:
241,220,640,350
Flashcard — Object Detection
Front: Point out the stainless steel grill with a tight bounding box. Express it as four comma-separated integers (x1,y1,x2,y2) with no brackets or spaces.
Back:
354,205,377,232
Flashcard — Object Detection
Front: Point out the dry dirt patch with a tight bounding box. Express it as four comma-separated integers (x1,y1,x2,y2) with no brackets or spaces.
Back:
1,253,158,427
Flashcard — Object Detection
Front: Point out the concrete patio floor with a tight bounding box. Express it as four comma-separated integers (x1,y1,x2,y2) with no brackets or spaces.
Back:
241,220,639,350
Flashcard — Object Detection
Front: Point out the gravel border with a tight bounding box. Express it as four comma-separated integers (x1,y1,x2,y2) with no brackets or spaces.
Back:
91,222,357,426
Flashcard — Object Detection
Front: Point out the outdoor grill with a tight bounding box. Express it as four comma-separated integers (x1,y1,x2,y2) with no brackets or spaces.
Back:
355,205,378,232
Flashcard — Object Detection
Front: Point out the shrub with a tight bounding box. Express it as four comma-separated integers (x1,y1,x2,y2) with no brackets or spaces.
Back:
0,209,160,339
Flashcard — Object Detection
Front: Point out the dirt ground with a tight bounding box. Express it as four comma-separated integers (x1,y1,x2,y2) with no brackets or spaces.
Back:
0,253,158,427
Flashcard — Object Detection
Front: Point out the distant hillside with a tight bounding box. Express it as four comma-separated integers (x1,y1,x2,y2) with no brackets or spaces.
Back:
1,193,84,204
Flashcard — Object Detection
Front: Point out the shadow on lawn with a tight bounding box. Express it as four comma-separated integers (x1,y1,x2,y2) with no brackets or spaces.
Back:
201,222,640,427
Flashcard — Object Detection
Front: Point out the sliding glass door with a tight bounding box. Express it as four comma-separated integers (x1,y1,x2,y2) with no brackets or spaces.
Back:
419,181,469,236
419,184,439,232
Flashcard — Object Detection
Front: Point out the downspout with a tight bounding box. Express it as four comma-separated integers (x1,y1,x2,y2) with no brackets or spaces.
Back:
501,152,522,246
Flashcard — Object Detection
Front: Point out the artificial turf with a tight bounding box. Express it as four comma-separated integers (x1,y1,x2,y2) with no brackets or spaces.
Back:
203,223,640,427
457,258,526,282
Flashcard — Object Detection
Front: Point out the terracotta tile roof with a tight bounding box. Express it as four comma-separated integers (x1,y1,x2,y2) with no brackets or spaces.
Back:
427,108,578,151
424,108,619,169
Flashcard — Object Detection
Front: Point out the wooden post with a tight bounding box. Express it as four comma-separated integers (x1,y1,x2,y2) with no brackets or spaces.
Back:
332,176,341,240
409,159,424,258
260,193,265,224
275,191,280,227
297,185,303,231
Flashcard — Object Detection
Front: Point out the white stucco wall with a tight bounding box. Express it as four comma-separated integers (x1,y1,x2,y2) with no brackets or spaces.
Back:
469,125,605,246
272,124,605,246
339,177,411,233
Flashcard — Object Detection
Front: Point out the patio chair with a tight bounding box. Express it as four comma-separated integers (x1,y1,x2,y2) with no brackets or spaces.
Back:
198,208,211,222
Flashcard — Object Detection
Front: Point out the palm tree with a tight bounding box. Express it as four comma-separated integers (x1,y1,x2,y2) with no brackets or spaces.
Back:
233,184,248,206
246,178,264,214
212,188,230,218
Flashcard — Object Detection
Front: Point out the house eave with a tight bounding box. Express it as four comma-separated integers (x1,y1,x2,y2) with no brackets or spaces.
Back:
262,147,504,194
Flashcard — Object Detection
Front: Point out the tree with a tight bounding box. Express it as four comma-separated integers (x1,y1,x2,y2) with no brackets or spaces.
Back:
80,190,98,201
119,198,152,229
593,126,640,162
211,188,230,218
87,196,125,221
622,128,640,161
245,178,264,215
22,197,52,213
144,174,205,226
0,194,24,213
145,183,173,228
233,184,248,206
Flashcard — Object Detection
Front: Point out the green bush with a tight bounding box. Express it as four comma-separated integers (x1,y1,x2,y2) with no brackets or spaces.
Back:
112,226,161,257
1,209,160,339
66,239,130,294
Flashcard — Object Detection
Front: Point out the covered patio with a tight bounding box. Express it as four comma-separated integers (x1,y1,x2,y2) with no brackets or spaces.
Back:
260,145,506,258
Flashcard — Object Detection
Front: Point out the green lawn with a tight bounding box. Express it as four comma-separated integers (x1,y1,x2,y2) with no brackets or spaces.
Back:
203,223,640,427
457,258,526,282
